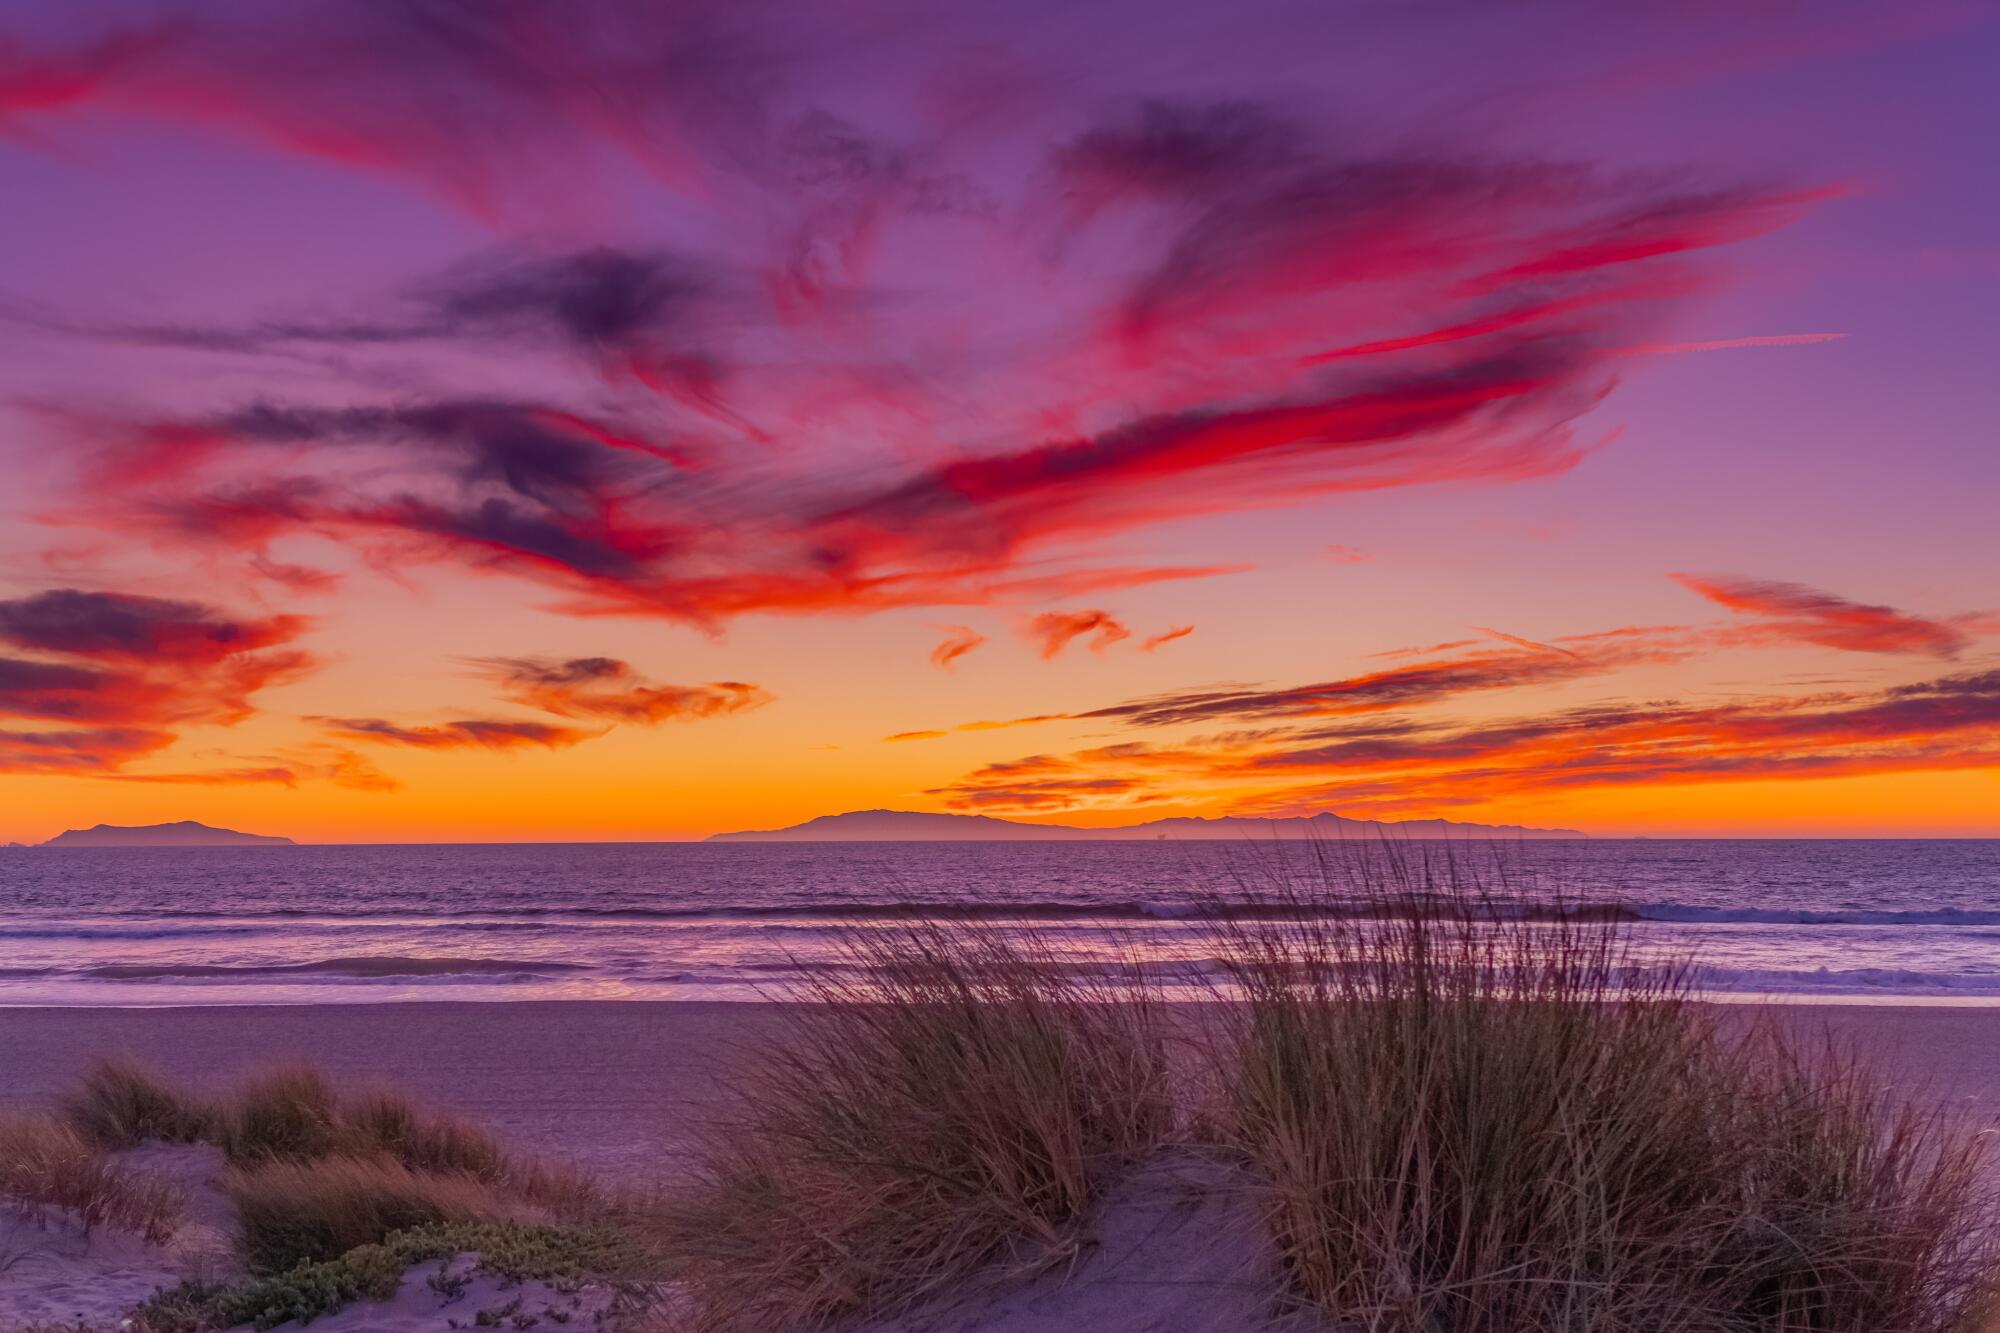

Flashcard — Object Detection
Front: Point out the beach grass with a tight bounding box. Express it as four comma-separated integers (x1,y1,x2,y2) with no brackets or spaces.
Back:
65,1057,515,1180
658,922,1176,1330
1212,867,1997,1333
59,1058,217,1150
224,1065,344,1163
0,1110,182,1242
339,1087,506,1180
224,1153,506,1273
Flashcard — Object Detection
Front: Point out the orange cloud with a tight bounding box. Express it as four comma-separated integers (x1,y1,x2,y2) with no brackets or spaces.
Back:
930,670,2000,818
928,627,987,670
1140,625,1194,652
1025,610,1130,659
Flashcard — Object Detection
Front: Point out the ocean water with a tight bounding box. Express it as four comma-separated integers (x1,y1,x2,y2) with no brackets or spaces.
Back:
1,839,1998,1006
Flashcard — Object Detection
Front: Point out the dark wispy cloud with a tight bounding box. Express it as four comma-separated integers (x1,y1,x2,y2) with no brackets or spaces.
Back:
72,395,1245,624
0,3,792,219
1671,573,1973,657
38,249,755,428
319,716,599,751
468,655,771,723
1078,639,1651,727
0,589,307,667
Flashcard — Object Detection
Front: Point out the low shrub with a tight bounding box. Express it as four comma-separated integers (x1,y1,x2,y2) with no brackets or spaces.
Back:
658,923,1175,1330
136,1221,627,1332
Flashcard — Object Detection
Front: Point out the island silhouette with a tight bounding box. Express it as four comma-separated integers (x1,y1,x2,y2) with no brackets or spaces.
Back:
40,821,296,848
708,809,1585,842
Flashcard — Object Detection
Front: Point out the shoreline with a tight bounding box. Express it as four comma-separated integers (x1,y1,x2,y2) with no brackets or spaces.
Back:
12,986,2000,1010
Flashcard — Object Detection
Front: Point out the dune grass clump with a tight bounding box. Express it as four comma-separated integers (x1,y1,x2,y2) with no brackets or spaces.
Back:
340,1088,507,1180
1215,872,1996,1333
63,1057,512,1180
223,1066,343,1163
660,923,1175,1330
0,1111,182,1241
224,1153,505,1273
60,1058,217,1149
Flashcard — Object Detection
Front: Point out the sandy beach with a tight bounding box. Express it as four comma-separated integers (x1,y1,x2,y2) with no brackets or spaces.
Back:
6,1000,2000,1179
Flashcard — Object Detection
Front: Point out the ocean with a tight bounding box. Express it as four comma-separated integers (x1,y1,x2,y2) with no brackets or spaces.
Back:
2,839,1998,1006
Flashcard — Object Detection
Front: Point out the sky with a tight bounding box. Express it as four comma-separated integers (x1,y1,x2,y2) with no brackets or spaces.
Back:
1,0,1996,843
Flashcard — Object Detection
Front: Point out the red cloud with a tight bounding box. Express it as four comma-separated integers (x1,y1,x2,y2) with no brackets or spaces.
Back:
1140,626,1194,651
23,44,1822,629
1671,573,1972,657
469,656,771,723
1026,610,1130,659
0,588,317,781
929,627,987,670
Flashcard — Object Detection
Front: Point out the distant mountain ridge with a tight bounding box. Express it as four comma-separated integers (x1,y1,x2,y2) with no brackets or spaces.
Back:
707,809,1586,842
40,820,296,848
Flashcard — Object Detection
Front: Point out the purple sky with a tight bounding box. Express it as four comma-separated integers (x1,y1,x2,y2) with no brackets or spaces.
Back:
1,0,1996,840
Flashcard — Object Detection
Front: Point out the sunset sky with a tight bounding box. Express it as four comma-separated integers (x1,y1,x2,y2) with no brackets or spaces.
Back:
2,0,1996,842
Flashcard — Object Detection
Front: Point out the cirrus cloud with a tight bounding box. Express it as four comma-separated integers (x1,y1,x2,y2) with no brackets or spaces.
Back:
1671,573,1972,657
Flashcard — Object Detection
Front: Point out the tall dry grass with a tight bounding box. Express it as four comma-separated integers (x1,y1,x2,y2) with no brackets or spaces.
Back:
659,923,1176,1330
0,1111,182,1242
63,1057,511,1177
1213,865,1996,1333
224,1154,505,1273
60,1058,216,1149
